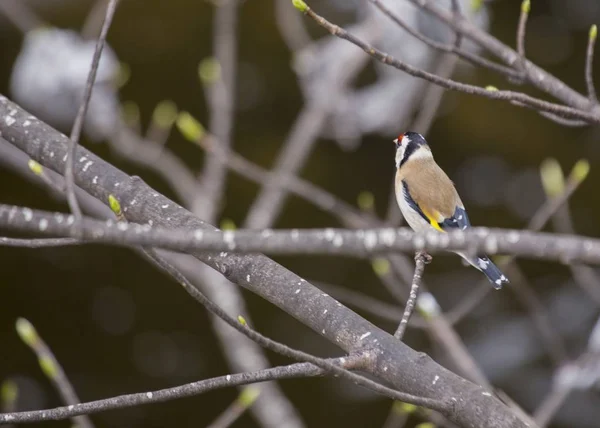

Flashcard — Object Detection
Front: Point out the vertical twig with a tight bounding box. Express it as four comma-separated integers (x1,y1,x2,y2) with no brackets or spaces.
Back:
585,25,598,103
65,0,120,221
15,318,94,428
516,0,530,60
196,0,239,220
394,253,430,340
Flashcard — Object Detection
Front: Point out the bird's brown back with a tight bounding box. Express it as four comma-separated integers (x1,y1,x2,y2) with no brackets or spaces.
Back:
396,158,461,220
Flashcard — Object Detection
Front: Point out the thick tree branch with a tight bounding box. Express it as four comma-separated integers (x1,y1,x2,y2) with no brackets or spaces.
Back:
0,96,531,428
3,206,600,265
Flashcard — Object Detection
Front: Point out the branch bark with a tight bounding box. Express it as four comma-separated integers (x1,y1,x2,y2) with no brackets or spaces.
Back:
0,96,529,428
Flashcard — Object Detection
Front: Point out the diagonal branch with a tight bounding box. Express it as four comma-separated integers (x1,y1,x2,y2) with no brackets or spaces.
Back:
0,96,532,428
296,2,598,123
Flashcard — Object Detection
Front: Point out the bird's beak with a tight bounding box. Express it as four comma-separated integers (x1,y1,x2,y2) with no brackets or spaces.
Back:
393,138,398,144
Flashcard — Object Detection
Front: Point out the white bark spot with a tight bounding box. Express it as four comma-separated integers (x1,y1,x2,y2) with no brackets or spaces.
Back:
226,374,231,381
23,120,31,127
146,392,153,399
246,275,250,282
333,235,343,247
364,231,377,249
92,176,98,184
482,392,491,397
161,204,169,209
194,230,204,240
295,289,301,294
323,309,328,314
82,161,93,172
22,208,33,221
359,332,371,340
433,375,439,385
324,228,335,240
4,116,15,126
39,219,48,231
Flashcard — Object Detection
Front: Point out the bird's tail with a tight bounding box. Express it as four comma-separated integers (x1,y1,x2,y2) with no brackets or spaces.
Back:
458,253,509,290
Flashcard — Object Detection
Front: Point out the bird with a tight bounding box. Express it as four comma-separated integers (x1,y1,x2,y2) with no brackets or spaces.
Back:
393,131,509,289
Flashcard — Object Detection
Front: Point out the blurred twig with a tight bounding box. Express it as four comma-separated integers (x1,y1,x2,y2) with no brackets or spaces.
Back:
196,0,239,221
297,2,599,123
15,318,94,428
206,387,260,428
367,0,522,81
516,0,530,62
0,0,43,33
585,25,598,103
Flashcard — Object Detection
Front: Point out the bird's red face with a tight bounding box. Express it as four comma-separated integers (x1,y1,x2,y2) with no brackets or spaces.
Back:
394,133,405,148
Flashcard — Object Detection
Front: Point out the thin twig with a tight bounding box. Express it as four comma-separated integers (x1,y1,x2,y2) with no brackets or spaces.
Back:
141,249,443,410
197,0,239,221
81,0,110,39
65,0,120,221
15,318,94,428
517,0,530,60
0,237,81,248
367,0,522,81
0,359,340,424
195,135,373,227
300,4,598,123
394,253,429,340
0,0,43,33
405,0,595,112
585,25,598,103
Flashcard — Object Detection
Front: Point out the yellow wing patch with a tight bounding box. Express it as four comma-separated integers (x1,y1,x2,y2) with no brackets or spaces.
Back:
420,208,445,233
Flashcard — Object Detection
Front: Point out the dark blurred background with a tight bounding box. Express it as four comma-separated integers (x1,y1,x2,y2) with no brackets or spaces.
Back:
1,0,600,427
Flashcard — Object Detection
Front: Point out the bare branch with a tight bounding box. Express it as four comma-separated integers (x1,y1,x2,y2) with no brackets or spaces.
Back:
367,0,522,81
0,97,535,428
65,0,120,220
140,248,443,409
15,318,94,428
4,205,600,265
394,253,430,340
0,360,338,424
586,25,598,103
0,237,81,248
298,3,599,123
516,0,530,60
405,0,595,112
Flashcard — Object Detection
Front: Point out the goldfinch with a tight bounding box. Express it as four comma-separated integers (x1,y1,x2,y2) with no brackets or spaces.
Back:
393,132,509,289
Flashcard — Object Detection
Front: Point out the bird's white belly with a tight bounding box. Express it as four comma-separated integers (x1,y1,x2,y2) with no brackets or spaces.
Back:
395,186,434,233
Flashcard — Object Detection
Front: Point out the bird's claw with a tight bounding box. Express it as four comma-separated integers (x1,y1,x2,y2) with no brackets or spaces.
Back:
415,251,432,264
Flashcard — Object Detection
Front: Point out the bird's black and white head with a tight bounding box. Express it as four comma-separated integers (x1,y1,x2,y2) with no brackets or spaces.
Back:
393,131,431,169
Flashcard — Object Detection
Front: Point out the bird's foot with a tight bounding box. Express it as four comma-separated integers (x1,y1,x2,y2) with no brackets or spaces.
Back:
415,251,432,264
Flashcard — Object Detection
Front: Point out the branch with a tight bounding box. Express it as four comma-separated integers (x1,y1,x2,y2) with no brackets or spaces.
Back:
15,318,94,428
586,25,598,103
3,206,600,265
405,0,596,112
296,2,598,123
394,253,430,340
367,0,522,81
0,360,337,424
516,0,530,60
0,96,532,428
64,0,120,220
